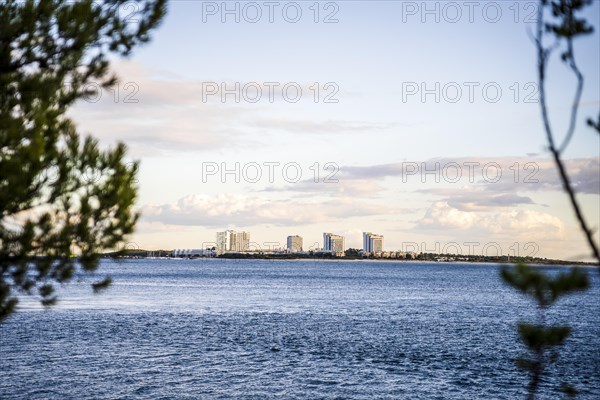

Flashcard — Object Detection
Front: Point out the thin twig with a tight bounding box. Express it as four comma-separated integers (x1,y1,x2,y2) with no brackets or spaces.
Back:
558,28,585,153
536,0,600,265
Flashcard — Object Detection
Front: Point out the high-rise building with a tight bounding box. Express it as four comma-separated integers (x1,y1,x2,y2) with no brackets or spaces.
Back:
216,230,231,252
363,232,384,253
233,231,250,251
216,230,250,252
287,235,303,252
323,232,345,256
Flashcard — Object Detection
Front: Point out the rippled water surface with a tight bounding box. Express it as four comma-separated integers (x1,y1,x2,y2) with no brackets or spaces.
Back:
1,259,599,399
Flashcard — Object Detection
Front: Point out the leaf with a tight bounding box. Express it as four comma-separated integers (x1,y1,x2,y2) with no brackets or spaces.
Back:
91,276,112,293
560,383,578,398
518,323,571,351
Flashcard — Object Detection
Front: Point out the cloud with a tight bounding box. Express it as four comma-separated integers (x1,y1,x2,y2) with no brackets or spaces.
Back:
140,194,398,227
415,201,565,240
259,179,385,197
68,62,261,155
252,118,394,134
68,60,390,155
416,187,536,211
252,156,598,204
447,193,536,211
239,156,598,208
338,157,599,194
418,201,479,230
548,158,599,194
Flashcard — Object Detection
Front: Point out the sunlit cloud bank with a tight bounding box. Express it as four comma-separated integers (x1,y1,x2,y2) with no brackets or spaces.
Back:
415,201,565,241
140,194,398,228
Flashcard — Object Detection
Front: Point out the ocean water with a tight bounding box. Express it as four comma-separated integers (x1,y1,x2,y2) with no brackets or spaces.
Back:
1,259,599,399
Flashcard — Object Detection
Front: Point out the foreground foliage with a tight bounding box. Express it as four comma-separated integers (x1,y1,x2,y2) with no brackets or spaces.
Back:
501,264,588,398
0,0,167,322
502,1,599,398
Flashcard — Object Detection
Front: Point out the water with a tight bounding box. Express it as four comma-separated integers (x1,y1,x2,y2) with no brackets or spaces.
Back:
1,259,599,399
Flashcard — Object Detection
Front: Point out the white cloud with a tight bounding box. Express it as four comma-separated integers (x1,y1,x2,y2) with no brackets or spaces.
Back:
417,187,536,211
252,118,394,134
259,179,385,197
416,201,565,240
140,193,397,227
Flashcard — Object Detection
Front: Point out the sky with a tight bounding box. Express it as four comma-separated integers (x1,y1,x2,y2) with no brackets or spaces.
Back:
69,0,600,260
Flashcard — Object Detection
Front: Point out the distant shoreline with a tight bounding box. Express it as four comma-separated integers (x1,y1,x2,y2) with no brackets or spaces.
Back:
103,251,598,267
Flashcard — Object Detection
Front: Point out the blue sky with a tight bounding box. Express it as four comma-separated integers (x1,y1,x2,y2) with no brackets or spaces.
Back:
71,1,600,259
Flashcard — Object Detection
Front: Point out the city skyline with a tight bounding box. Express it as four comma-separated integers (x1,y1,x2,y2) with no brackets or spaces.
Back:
168,229,568,261
153,226,572,259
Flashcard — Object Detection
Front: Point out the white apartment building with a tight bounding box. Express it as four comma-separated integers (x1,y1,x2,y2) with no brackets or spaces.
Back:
363,232,384,254
323,232,345,256
287,235,303,252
